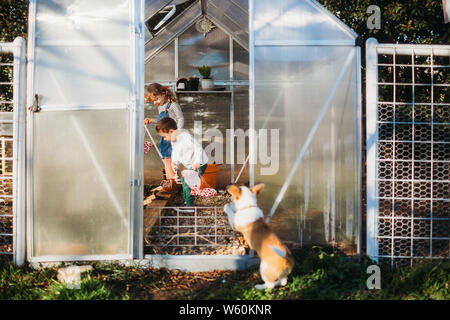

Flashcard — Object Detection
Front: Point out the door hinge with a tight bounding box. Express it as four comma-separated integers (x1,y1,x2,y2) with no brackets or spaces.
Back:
130,179,141,187
134,24,143,39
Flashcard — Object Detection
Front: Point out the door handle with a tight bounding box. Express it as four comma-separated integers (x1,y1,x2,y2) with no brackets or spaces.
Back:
28,94,41,112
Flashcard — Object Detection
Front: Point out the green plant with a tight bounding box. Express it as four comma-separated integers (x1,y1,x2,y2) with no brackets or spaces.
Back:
197,65,212,79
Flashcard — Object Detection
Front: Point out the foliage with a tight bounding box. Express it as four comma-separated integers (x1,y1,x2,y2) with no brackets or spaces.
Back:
1,247,449,300
184,246,450,300
198,65,212,79
0,0,28,111
319,0,449,44
0,0,28,43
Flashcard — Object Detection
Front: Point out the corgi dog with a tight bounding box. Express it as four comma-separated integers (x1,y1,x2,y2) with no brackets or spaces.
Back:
224,184,295,290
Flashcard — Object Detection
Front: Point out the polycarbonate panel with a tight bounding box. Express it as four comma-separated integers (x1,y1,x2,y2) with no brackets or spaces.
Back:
146,41,175,81
233,86,250,183
254,46,359,249
254,0,355,42
32,110,130,257
145,1,201,61
178,24,230,81
207,0,248,49
35,0,130,43
233,41,249,80
231,0,248,12
34,46,130,106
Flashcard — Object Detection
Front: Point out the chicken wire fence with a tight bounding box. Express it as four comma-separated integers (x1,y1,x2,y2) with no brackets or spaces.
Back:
0,47,14,259
366,39,450,267
0,38,26,265
144,206,247,255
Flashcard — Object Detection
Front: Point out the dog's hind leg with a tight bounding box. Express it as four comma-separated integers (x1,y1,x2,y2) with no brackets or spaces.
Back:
278,267,291,287
255,262,278,290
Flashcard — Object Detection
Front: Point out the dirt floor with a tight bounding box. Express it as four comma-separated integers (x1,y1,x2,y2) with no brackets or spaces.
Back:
125,268,260,300
144,185,249,255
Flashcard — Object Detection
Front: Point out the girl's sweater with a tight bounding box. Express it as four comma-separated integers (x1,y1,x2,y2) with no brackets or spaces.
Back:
158,102,184,129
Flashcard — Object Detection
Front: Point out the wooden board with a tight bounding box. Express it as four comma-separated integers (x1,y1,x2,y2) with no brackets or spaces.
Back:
143,187,180,244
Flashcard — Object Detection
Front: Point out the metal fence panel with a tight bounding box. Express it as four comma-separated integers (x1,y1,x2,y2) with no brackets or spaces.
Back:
366,38,450,267
0,38,26,265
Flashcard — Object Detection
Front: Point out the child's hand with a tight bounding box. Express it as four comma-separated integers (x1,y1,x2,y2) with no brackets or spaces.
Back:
144,118,155,125
192,163,201,170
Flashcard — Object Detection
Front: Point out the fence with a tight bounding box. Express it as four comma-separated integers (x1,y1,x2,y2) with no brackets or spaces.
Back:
0,38,26,265
144,206,246,255
366,38,450,267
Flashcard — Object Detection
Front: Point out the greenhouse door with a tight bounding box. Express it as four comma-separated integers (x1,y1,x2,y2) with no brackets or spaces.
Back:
26,0,145,262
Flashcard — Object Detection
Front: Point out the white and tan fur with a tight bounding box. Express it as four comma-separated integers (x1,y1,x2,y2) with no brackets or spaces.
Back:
224,184,295,290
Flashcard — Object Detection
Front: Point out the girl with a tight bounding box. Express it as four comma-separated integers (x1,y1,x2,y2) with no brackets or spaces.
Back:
144,83,184,192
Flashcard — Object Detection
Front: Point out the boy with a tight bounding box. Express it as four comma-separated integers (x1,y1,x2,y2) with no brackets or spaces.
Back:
155,117,208,206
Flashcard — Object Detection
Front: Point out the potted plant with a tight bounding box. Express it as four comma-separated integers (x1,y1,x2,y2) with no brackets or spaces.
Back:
198,65,214,90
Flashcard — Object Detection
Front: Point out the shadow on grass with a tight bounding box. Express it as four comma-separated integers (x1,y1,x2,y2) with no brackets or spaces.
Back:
0,247,448,300
177,246,450,300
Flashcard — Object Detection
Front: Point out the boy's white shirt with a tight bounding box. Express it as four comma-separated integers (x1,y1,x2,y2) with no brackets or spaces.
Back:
171,129,208,168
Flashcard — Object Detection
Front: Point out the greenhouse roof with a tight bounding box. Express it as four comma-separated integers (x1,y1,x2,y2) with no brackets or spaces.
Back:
145,0,358,62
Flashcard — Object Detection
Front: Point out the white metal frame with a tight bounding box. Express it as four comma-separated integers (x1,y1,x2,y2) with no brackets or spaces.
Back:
365,38,450,265
0,37,27,266
26,0,145,262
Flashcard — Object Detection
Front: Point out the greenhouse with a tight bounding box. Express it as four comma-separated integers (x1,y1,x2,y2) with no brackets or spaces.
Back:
3,0,363,270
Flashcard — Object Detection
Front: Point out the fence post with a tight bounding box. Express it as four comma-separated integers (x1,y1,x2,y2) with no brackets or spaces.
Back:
12,37,26,266
365,38,379,263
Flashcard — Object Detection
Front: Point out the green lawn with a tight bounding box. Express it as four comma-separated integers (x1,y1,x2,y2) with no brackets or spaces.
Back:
1,247,448,300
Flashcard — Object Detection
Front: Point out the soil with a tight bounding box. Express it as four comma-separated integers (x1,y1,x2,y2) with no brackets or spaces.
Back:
144,187,249,255
122,267,260,300
0,178,13,256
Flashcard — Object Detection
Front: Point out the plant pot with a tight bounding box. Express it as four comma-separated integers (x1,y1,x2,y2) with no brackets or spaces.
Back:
201,78,214,90
187,77,199,91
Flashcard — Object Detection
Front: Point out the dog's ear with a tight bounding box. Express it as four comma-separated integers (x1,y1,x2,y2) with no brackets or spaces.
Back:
227,185,242,200
250,183,265,195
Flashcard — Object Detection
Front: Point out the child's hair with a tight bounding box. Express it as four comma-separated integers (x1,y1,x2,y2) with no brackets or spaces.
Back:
156,117,177,133
146,83,177,103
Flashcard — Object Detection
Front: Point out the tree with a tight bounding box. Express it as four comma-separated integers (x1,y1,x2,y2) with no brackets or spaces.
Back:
319,0,449,44
0,0,448,109
0,0,28,42
0,0,28,111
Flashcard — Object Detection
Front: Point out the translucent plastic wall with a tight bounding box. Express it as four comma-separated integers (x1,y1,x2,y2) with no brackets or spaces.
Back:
206,0,249,50
29,0,136,258
251,0,361,250
32,110,131,256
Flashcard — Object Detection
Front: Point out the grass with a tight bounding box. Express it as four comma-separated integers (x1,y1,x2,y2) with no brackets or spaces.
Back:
0,247,448,300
